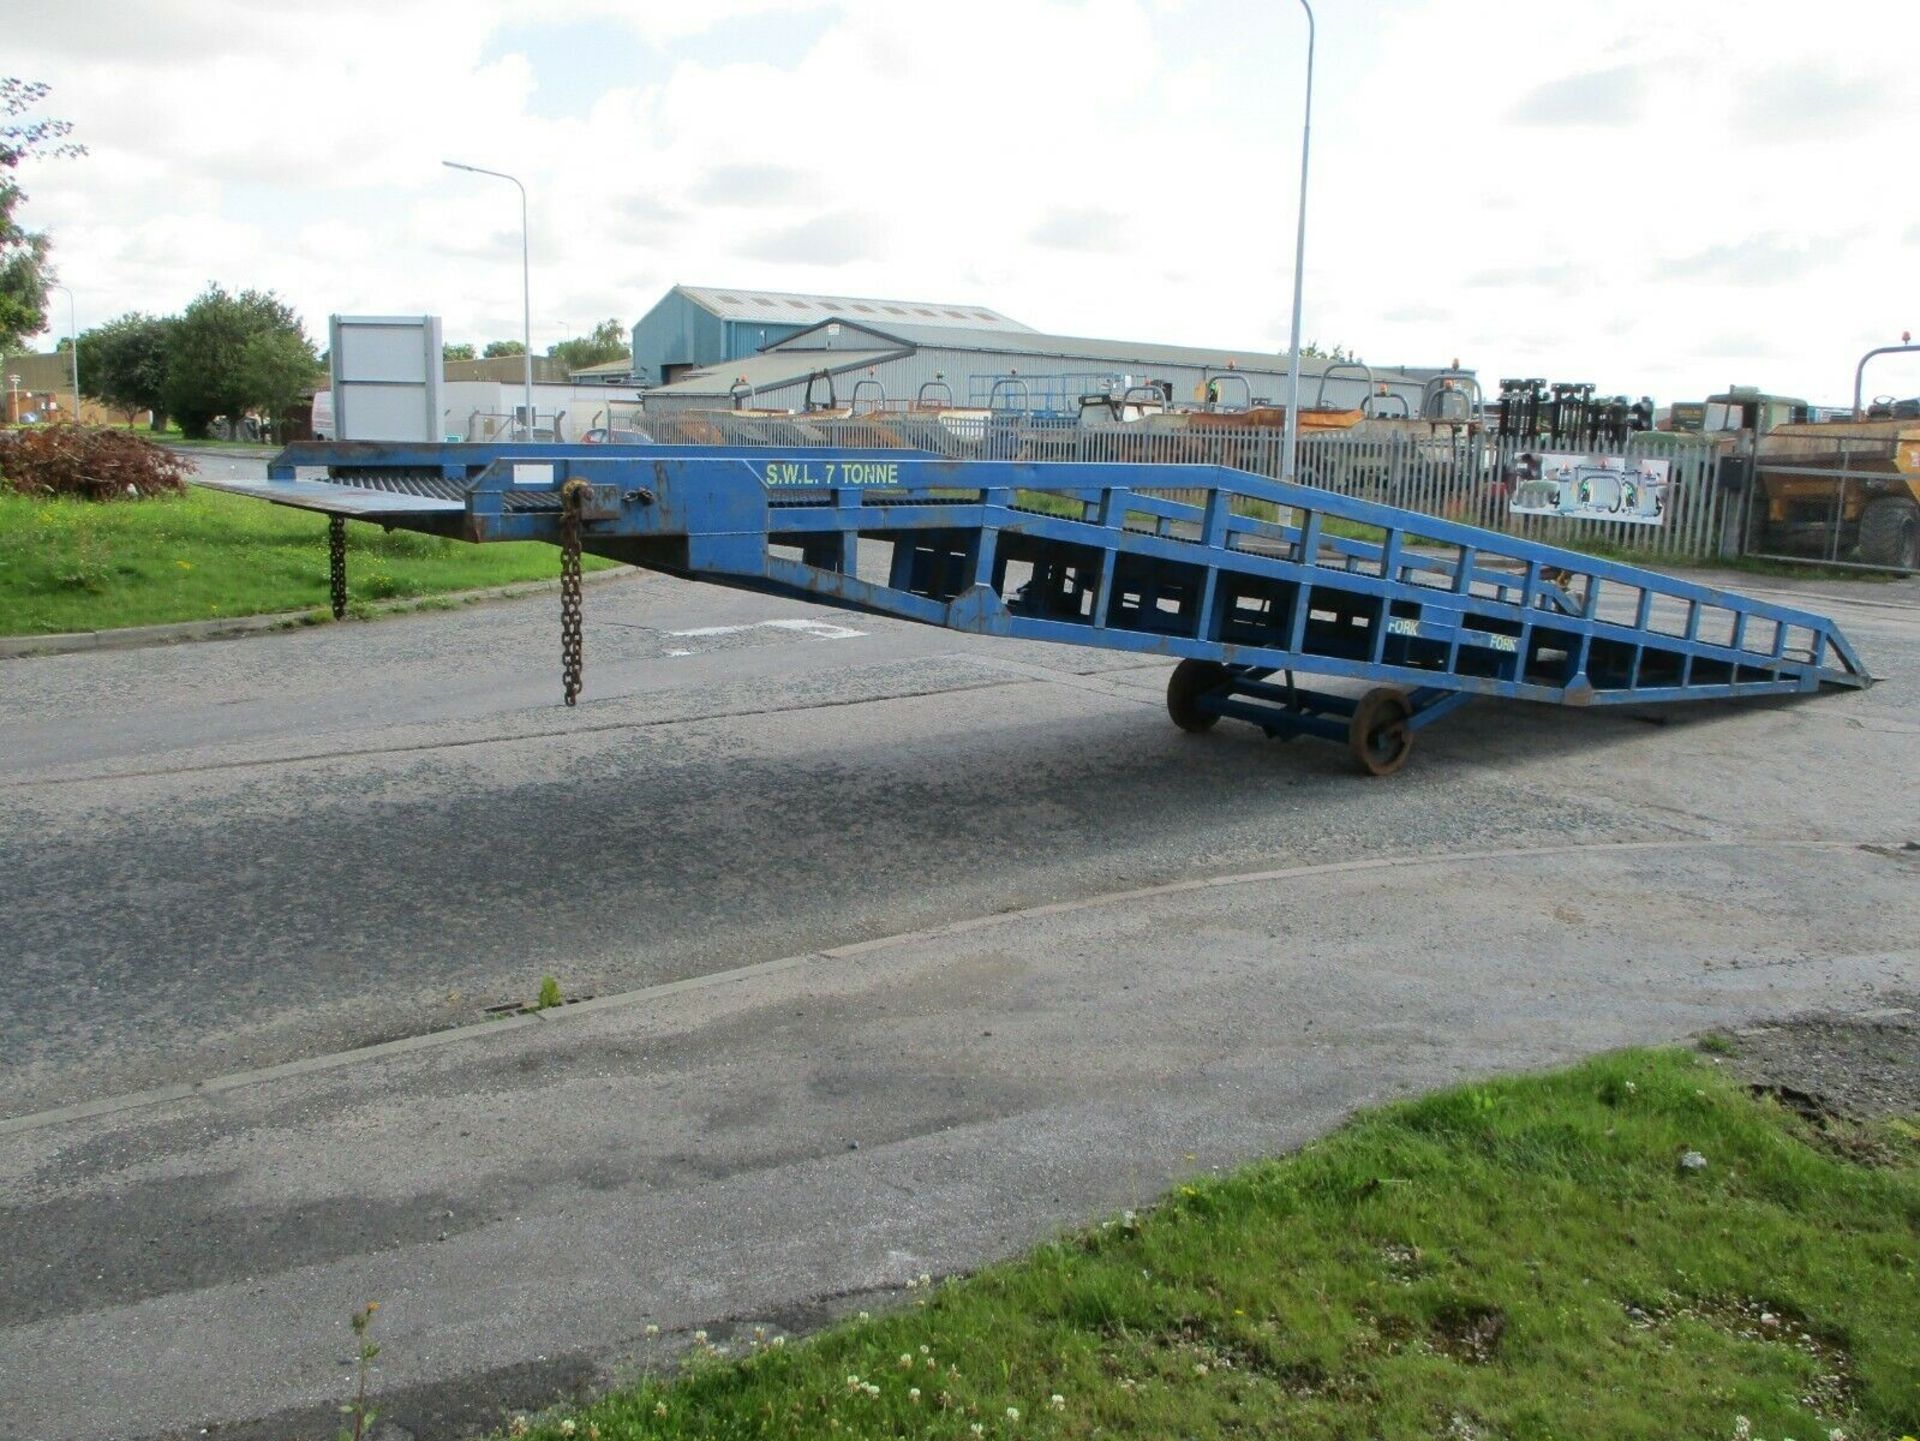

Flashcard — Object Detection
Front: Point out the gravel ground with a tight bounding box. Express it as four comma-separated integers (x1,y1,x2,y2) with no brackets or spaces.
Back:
1720,992,1920,1121
4,496,1915,1439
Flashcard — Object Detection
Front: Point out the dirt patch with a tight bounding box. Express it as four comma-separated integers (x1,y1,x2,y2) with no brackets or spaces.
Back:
1428,1300,1507,1365
1703,993,1920,1122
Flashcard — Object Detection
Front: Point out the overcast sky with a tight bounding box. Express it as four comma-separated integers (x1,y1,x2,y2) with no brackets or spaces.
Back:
10,0,1919,405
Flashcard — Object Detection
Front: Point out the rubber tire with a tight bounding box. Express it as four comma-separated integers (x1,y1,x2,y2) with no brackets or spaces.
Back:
1348,687,1414,776
1167,659,1230,733
1858,498,1920,573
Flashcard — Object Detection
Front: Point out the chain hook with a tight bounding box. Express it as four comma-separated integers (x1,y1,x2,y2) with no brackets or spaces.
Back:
328,515,348,620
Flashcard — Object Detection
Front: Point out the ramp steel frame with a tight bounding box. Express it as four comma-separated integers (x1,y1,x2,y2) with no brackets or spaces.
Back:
203,441,1872,774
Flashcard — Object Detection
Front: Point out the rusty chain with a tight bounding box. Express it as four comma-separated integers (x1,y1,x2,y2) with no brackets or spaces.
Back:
327,515,347,620
559,478,588,706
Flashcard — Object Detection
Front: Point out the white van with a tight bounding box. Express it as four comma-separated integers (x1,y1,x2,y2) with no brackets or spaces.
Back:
310,390,334,440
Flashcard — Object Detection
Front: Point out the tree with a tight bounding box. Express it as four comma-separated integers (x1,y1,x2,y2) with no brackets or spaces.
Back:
163,284,315,439
443,341,476,362
548,318,630,371
1,78,84,353
78,312,174,427
1300,339,1355,363
482,339,525,358
241,328,322,435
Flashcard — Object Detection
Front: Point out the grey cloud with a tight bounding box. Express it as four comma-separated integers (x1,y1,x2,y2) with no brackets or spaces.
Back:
1652,232,1829,287
732,210,880,267
1508,63,1649,128
1464,263,1581,292
617,193,685,225
425,227,522,264
1732,64,1883,143
4,0,272,61
690,163,819,207
1028,207,1127,254
1697,330,1782,361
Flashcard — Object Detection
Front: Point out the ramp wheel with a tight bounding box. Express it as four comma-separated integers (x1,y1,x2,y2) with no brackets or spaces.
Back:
1348,687,1414,776
1167,659,1230,733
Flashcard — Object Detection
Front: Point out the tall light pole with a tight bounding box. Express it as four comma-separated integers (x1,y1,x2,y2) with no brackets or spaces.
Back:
47,281,79,422
443,159,534,435
1279,0,1315,483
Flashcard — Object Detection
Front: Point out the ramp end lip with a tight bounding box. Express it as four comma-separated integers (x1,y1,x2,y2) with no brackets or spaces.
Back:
191,476,463,517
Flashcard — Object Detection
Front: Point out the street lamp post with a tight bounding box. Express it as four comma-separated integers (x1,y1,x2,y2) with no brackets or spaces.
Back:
47,282,78,422
443,159,534,436
1280,0,1315,484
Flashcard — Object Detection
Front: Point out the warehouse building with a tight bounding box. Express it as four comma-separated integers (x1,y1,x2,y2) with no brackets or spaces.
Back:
632,284,1033,387
634,285,1459,420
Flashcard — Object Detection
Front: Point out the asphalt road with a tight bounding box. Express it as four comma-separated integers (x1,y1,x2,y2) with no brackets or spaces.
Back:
2,479,1917,1439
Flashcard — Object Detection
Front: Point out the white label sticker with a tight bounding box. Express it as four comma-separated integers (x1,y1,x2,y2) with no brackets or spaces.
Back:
511,462,554,487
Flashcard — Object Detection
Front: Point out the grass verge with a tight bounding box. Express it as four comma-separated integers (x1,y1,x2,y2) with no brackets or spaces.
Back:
155,434,284,454
0,487,615,635
509,1051,1918,1441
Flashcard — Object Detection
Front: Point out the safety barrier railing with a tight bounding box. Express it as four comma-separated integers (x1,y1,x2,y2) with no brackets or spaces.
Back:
635,412,1736,562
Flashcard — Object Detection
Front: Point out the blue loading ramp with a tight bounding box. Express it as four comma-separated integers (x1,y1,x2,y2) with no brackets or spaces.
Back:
202,441,1871,774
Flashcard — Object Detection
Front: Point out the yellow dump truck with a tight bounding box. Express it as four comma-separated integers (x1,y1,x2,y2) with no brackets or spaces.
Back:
1752,413,1920,569
1696,385,1920,571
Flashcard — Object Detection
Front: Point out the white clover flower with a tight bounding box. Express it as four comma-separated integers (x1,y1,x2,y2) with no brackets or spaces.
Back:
653,1402,667,1418
1734,1420,1751,1441
558,1421,576,1437
970,1425,984,1437
905,1276,918,1290
1194,1363,1209,1376
508,1419,529,1438
920,1344,931,1355
1049,1394,1066,1411
846,1374,863,1390
863,1383,880,1399
770,1335,786,1349
693,1329,708,1344
908,1387,921,1403
754,1326,766,1341
1007,1406,1021,1421
644,1323,659,1339
900,1353,914,1368
919,1272,932,1286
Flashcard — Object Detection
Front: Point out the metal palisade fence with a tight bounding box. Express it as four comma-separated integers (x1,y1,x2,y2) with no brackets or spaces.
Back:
644,411,1734,562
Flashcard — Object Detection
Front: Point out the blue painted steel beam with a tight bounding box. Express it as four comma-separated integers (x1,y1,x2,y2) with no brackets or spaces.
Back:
224,441,1871,722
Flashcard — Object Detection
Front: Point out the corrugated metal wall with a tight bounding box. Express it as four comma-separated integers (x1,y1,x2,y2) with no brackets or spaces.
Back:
631,294,725,386
724,347,1420,416
723,320,806,361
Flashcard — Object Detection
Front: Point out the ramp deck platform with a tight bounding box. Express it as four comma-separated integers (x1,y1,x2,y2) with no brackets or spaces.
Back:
199,440,1871,773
